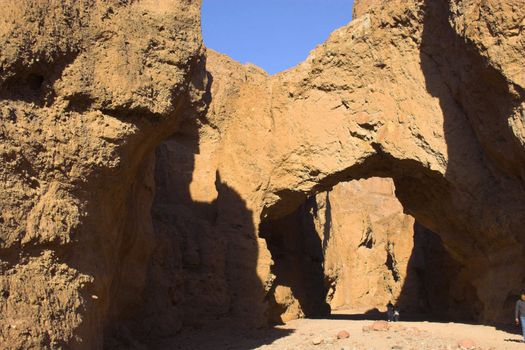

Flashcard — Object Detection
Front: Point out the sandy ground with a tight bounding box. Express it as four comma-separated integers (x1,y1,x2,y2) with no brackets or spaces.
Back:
161,310,525,350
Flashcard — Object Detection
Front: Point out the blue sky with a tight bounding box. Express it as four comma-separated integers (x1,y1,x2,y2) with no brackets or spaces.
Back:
202,1,354,75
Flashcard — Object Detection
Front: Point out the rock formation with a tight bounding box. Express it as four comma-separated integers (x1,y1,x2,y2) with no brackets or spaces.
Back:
262,178,421,320
262,178,475,322
1,0,525,348
188,0,524,327
198,0,525,327
321,179,416,312
0,1,205,349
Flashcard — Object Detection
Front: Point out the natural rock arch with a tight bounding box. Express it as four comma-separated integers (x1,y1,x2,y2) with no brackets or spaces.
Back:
204,0,525,325
259,177,477,324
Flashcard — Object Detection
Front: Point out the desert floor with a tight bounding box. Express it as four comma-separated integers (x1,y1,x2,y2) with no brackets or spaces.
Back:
162,310,525,350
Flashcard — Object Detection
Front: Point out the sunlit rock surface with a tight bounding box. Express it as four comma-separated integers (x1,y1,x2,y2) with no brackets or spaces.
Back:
1,0,524,348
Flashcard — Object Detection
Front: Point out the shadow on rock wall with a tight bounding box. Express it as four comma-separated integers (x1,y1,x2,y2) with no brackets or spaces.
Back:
104,122,290,349
418,0,525,324
396,222,479,322
103,1,525,347
260,196,331,324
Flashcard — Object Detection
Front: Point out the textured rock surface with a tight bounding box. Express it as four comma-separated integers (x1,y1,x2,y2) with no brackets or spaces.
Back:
0,1,205,349
320,178,415,312
321,180,475,319
2,0,525,348
216,0,525,325
175,0,524,328
352,0,382,19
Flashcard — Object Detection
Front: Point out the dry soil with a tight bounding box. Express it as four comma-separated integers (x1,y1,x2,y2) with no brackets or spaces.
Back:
164,310,525,350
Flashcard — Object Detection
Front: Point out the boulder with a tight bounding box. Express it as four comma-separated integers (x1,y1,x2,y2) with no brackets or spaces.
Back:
337,330,350,339
457,338,476,350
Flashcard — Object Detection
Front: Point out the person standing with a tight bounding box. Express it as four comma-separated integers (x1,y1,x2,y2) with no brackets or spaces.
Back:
387,301,394,322
393,305,400,322
515,291,525,341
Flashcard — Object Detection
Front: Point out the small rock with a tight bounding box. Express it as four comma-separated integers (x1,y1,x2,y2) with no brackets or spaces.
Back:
337,330,350,339
312,337,323,345
392,346,403,350
371,320,390,331
457,339,476,349
362,326,371,332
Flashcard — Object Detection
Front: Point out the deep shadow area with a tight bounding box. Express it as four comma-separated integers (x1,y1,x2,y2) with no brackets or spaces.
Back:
103,119,293,348
103,0,525,347
260,178,476,327
258,169,524,346
157,320,296,350
396,223,480,322
260,196,331,324
419,0,525,328
327,309,383,321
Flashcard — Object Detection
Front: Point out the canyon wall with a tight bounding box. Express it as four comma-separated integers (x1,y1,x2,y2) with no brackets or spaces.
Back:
261,178,420,323
188,0,525,328
0,1,206,349
1,0,525,348
321,179,416,312
214,0,525,326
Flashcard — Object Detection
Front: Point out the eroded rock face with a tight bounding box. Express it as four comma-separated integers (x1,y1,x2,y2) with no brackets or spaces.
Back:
321,179,415,312
2,0,525,348
139,52,273,337
0,1,205,348
199,0,525,325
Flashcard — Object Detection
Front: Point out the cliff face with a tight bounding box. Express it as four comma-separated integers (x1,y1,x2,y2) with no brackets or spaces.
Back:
321,179,415,312
261,178,417,323
1,0,525,348
204,0,525,325
0,1,205,349
190,0,524,325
